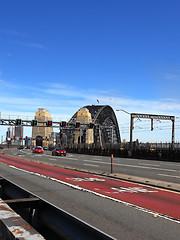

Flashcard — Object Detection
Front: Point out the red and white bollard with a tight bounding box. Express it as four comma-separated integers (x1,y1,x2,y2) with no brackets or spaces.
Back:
111,154,113,173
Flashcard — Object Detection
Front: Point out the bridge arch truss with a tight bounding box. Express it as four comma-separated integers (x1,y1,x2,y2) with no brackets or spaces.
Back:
69,105,121,147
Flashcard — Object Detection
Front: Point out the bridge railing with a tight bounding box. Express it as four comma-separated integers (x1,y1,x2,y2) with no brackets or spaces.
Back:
0,176,115,240
65,143,180,161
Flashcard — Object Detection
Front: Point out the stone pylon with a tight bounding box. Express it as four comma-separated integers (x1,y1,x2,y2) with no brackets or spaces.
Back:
32,108,53,147
74,107,94,145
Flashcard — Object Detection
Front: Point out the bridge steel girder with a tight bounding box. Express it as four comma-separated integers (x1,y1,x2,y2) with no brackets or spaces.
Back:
69,105,121,147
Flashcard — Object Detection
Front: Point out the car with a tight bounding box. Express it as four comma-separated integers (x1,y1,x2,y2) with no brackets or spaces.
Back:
32,146,44,154
43,146,48,150
52,148,66,156
17,145,24,149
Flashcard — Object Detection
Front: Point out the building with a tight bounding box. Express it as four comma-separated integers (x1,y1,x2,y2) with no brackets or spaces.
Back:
32,108,53,147
15,126,23,138
6,126,15,144
6,126,14,138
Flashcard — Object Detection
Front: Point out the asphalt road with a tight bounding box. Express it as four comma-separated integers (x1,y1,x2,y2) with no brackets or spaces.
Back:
3,148,180,184
0,148,180,240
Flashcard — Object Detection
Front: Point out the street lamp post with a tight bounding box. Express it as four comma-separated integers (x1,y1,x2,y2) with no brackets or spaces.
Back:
116,109,132,151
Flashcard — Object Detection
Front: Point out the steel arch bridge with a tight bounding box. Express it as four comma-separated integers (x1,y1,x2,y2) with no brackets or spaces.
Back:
69,105,121,147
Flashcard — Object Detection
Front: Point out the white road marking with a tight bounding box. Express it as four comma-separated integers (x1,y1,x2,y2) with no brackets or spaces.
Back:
65,157,78,160
83,160,178,172
139,163,160,167
111,187,158,193
163,163,180,167
8,165,180,224
84,163,99,167
66,177,105,182
158,174,180,179
48,158,57,161
49,155,78,160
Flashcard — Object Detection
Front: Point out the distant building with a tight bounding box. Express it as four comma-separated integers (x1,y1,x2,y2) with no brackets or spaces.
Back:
6,126,14,144
15,126,23,138
32,108,53,147
6,126,14,138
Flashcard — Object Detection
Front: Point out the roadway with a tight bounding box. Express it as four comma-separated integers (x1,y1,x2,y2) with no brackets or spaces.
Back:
3,148,180,184
0,148,180,240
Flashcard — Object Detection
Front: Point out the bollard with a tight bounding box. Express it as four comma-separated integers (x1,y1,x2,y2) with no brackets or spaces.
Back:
111,154,113,173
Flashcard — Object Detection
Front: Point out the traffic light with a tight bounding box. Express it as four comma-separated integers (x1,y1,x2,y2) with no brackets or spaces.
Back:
25,136,28,139
89,122,94,128
19,136,22,140
75,122,80,128
47,120,52,127
61,121,66,127
15,119,21,125
31,119,38,126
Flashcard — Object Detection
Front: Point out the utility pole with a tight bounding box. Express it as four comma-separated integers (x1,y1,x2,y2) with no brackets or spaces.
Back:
172,118,175,149
130,114,134,152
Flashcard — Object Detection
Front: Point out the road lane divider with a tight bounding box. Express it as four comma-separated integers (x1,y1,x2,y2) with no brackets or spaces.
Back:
83,159,178,172
158,174,180,179
84,163,99,168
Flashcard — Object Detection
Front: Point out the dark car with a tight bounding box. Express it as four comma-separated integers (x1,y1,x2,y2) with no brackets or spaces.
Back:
17,145,24,149
52,148,66,156
43,146,48,150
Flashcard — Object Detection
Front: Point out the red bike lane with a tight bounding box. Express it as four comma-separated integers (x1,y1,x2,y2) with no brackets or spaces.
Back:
0,153,180,222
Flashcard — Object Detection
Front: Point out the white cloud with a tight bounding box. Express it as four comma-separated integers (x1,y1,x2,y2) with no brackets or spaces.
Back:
0,79,6,84
0,29,25,37
163,73,180,80
12,41,47,49
1,82,180,117
1,81,180,142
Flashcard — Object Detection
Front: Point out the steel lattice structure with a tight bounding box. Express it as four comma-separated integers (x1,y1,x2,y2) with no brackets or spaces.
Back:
69,105,121,147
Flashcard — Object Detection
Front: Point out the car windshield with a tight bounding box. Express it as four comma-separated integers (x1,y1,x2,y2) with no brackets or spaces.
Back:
56,148,64,151
36,147,42,149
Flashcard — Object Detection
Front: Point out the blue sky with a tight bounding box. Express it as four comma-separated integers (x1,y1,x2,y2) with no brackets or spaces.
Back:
1,0,180,143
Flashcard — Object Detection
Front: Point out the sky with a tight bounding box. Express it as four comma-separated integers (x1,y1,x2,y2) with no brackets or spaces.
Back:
1,0,180,143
